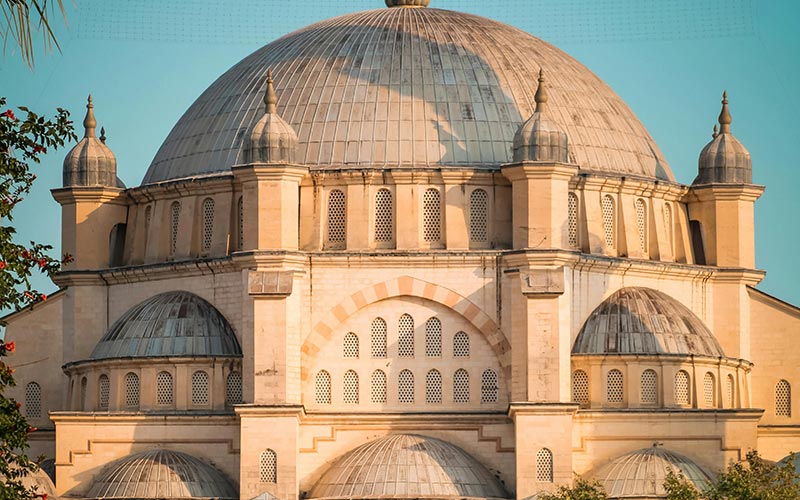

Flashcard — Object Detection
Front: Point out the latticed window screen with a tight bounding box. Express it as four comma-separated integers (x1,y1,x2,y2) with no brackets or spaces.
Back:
663,203,673,251
398,370,415,403
568,192,579,248
156,371,174,406
144,205,152,248
641,369,658,404
726,374,735,408
536,448,554,483
675,370,691,406
454,369,470,403
124,372,140,409
25,382,41,418
776,380,792,417
80,377,88,411
170,201,181,255
226,371,243,406
635,198,647,253
98,374,110,411
259,449,277,483
572,370,589,406
601,195,615,249
374,189,393,243
371,318,387,358
343,332,359,358
481,369,498,404
343,370,359,404
316,371,331,404
422,188,441,242
398,314,415,358
371,370,387,404
191,370,210,406
703,373,715,407
237,196,244,250
327,189,346,247
426,369,442,404
453,332,470,357
201,197,215,252
425,317,442,357
606,369,623,403
469,189,489,243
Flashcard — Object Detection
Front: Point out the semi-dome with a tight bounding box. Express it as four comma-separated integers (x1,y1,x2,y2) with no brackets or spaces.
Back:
90,291,242,360
1,466,59,500
143,4,673,185
590,446,712,498
86,449,238,499
310,434,509,499
572,287,724,357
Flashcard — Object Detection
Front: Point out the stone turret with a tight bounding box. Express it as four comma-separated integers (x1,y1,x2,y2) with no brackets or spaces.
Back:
694,91,752,184
63,96,119,187
243,71,298,165
512,69,569,164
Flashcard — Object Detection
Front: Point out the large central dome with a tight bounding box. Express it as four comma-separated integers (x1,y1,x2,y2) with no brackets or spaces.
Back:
143,4,673,185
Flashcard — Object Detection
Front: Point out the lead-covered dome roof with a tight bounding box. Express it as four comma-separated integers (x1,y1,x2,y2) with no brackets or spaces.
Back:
143,4,673,185
90,291,242,360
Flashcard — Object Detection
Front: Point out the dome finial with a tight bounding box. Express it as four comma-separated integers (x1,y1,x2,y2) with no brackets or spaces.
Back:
385,0,430,7
718,90,732,134
265,70,278,114
100,126,107,144
712,124,718,139
83,94,97,138
534,68,548,113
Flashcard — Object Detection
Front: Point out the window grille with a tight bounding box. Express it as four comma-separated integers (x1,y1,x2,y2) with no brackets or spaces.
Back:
635,198,647,254
371,370,387,404
226,371,243,406
641,369,658,405
536,448,554,483
375,189,393,243
316,371,331,404
191,370,210,406
606,369,623,403
170,201,181,255
156,371,174,406
327,189,346,248
342,370,359,404
98,374,110,411
568,192,579,248
425,317,442,357
124,372,140,410
663,203,673,251
80,377,88,411
481,369,498,404
259,449,277,483
776,380,792,417
144,205,152,249
398,370,415,404
703,372,715,408
371,318,387,358
601,195,615,249
726,374,735,408
25,382,41,418
572,370,589,407
469,189,489,243
398,314,415,358
454,369,470,403
675,370,690,406
343,332,359,358
237,196,244,250
426,369,442,404
422,188,441,242
201,197,215,252
453,332,470,357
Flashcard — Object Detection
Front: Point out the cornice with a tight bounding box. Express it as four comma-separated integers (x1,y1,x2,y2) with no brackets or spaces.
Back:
572,172,688,200
51,186,128,205
685,183,765,202
49,412,239,423
501,162,579,182
128,174,235,203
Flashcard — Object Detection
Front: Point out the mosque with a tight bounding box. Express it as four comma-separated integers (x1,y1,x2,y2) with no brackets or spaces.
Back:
6,0,800,499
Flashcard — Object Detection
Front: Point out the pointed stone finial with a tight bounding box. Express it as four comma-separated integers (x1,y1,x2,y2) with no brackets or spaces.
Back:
712,124,718,139
100,127,107,144
534,68,548,113
265,70,278,114
83,94,97,138
718,90,732,134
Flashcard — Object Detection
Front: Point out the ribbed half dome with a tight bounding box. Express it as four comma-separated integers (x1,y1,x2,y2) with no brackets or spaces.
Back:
572,287,724,357
143,6,673,184
1,467,59,500
310,434,509,499
590,447,712,498
91,291,242,360
87,449,237,499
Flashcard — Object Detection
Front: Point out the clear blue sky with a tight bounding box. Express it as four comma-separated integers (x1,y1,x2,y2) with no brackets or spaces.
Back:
3,0,800,305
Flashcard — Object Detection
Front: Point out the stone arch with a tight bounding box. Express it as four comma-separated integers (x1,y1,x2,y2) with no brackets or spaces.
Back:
302,276,510,380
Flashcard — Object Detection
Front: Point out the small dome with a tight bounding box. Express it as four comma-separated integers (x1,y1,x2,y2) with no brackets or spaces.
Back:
590,446,712,498
310,434,509,499
695,92,752,185
572,287,724,357
87,449,237,499
1,466,59,500
243,71,298,164
63,96,118,187
512,70,569,163
90,291,242,360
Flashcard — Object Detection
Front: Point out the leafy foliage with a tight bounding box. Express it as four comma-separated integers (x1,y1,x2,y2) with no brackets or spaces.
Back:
1,0,68,68
538,477,609,500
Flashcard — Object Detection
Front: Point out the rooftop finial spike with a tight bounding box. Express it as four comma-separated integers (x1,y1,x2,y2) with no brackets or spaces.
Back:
712,124,718,139
83,94,97,138
265,70,278,114
534,68,548,113
718,90,732,134
100,127,107,144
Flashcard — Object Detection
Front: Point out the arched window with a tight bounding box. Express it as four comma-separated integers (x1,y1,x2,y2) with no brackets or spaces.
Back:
635,198,647,254
191,370,210,406
606,369,623,403
469,189,489,243
568,192,579,248
481,369,498,404
343,332,359,358
374,188,394,244
259,449,277,483
663,202,673,252
398,314,414,358
170,201,181,255
425,317,442,357
601,195,615,249
226,371,243,406
80,376,88,411
453,331,470,357
109,223,126,267
327,189,346,249
237,196,244,250
422,188,441,243
371,370,387,404
201,197,215,252
124,372,140,410
98,374,110,411
156,371,174,406
536,448,554,483
726,374,735,408
315,370,331,404
703,372,716,408
675,370,691,406
398,370,415,404
371,318,387,358
641,369,658,405
426,369,442,404
25,382,42,418
144,205,153,250
453,369,470,403
776,380,792,417
343,370,359,404
572,370,589,407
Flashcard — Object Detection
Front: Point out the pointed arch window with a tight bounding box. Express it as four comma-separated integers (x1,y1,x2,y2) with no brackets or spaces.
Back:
398,314,414,358
124,372,140,410
481,369,498,404
703,372,716,408
606,369,623,403
536,448,554,482
170,201,181,255
675,370,691,406
572,370,589,407
226,371,243,406
568,192,579,248
327,189,346,249
601,195,615,249
425,317,442,357
201,197,215,252
398,370,415,404
371,318,387,358
375,188,394,245
315,370,331,405
469,189,489,243
641,369,658,405
98,374,110,411
25,382,41,418
426,369,442,404
259,449,277,483
343,332,359,358
422,188,441,243
191,370,210,406
663,202,673,252
635,198,647,254
776,380,791,417
343,370,359,404
156,371,174,406
371,370,387,404
453,369,470,403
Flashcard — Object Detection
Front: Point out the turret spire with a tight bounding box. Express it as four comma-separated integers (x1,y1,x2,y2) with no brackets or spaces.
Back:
534,69,548,113
100,127,107,144
83,95,97,138
718,90,732,134
265,70,278,114
712,124,718,139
